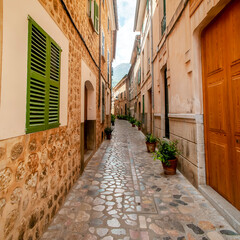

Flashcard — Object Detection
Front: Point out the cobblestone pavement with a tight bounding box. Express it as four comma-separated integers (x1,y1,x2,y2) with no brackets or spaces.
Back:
41,120,240,240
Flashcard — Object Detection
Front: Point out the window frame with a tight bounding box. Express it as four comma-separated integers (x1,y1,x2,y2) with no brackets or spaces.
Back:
88,0,99,33
26,16,62,134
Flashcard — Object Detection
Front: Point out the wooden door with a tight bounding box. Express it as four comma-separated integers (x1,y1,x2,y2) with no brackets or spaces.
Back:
202,0,240,210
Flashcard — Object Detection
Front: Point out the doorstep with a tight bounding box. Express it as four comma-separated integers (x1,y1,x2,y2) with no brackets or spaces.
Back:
199,185,240,233
83,150,95,170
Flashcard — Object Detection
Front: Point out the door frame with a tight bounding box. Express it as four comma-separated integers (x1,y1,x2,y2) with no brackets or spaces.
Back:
191,0,233,186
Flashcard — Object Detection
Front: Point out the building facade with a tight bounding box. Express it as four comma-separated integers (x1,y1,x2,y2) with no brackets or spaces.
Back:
133,0,240,229
128,35,141,119
0,0,118,239
134,1,154,134
112,75,128,116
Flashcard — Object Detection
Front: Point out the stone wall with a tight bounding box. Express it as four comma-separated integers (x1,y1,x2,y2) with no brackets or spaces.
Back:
0,0,113,239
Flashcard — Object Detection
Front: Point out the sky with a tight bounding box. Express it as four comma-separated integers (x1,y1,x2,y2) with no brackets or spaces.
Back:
112,0,137,67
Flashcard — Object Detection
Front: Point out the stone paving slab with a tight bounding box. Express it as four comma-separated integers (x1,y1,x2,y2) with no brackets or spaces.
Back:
41,120,240,240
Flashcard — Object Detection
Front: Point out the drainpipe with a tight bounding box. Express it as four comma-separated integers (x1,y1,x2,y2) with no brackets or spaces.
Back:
98,0,102,109
150,0,155,134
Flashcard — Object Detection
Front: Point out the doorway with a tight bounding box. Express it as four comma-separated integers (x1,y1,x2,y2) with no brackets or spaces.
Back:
83,81,96,164
148,88,152,133
138,101,141,121
164,68,169,138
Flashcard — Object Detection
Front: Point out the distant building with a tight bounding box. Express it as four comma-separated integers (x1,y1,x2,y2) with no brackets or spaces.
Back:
112,75,128,116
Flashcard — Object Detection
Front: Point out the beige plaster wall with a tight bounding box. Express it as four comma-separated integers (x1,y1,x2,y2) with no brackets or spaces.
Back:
81,60,97,123
133,55,141,100
168,8,193,114
153,59,161,114
166,0,182,25
0,0,69,140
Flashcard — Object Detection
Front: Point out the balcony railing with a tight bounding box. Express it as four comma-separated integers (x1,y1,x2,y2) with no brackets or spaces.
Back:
161,15,166,35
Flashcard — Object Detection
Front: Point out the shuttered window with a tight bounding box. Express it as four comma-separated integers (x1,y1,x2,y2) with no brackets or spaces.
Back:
138,67,141,85
26,16,61,134
88,0,99,33
94,1,99,33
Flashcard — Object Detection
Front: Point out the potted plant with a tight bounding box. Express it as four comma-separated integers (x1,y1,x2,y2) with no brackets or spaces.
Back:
130,118,136,127
145,134,157,153
111,115,116,126
104,127,113,140
154,139,179,175
136,121,142,130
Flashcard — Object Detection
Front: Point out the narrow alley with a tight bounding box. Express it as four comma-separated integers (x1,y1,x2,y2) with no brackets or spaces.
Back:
41,120,239,240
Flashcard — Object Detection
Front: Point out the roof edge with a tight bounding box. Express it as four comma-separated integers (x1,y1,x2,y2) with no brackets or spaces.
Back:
113,0,119,30
133,0,140,31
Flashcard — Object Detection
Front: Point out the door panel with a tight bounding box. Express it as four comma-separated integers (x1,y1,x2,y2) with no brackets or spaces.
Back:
202,0,240,210
204,19,224,75
207,77,226,132
229,1,240,64
231,72,240,133
228,0,240,210
208,141,229,200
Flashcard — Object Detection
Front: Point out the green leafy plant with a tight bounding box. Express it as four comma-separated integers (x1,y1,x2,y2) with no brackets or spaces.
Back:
104,127,113,135
111,114,116,122
130,118,136,124
127,115,132,121
154,139,179,166
136,121,142,127
145,134,157,143
117,115,128,120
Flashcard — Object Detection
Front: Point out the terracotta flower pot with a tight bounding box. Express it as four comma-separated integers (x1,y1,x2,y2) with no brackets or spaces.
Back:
132,124,135,127
162,158,178,175
138,127,141,130
146,142,156,153
106,134,111,140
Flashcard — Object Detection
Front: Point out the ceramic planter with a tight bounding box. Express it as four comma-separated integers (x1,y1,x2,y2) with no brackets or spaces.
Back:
106,134,111,140
111,121,115,126
146,142,156,153
132,124,135,127
162,158,178,175
138,127,141,130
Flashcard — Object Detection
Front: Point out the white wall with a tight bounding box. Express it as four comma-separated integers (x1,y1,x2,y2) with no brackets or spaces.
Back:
0,0,69,140
81,60,96,123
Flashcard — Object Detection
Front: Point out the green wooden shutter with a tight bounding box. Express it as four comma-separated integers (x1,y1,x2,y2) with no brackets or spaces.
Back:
48,39,61,129
26,17,48,133
89,0,92,17
26,17,61,133
94,1,99,33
